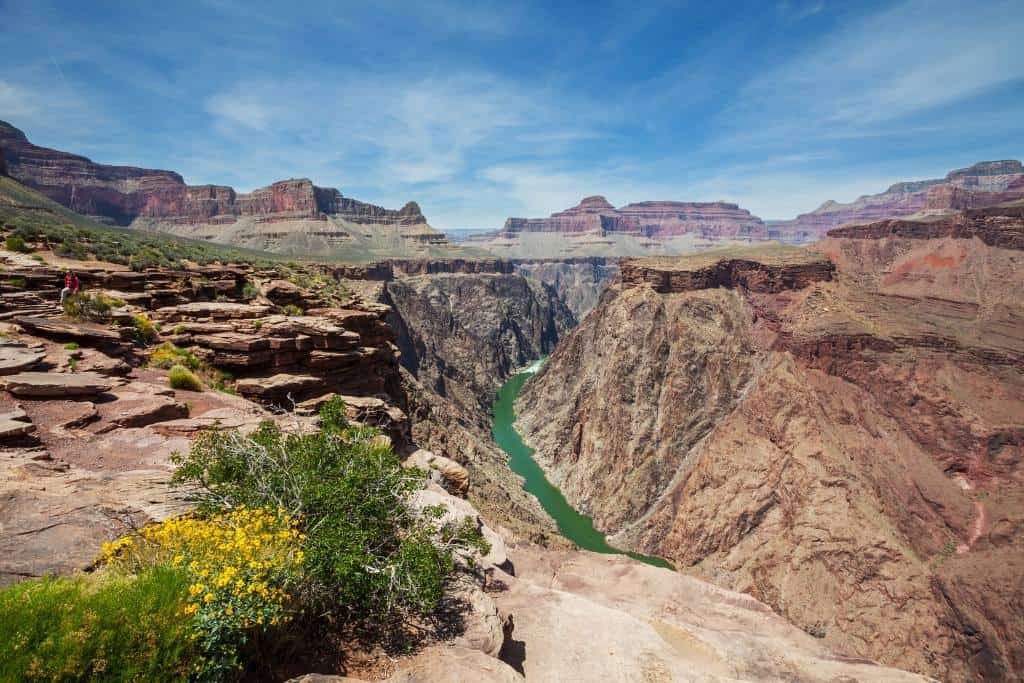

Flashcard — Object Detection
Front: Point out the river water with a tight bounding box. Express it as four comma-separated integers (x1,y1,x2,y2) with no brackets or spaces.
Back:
491,360,673,570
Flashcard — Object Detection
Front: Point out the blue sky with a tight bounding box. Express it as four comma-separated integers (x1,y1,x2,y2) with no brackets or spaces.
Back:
1,0,1022,228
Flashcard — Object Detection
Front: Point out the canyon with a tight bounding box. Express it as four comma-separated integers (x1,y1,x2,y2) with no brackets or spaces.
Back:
0,120,466,261
0,172,946,681
516,205,1024,681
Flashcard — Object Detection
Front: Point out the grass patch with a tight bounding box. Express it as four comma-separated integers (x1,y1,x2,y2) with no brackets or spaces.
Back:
168,364,203,392
8,276,26,288
0,565,195,683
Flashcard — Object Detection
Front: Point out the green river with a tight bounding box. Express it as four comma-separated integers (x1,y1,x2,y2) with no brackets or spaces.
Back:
491,360,673,570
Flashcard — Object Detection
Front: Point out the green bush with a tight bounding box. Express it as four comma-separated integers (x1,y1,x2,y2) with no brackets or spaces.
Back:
5,234,30,253
282,304,303,317
131,312,160,345
168,364,203,392
62,292,125,322
63,342,80,350
241,281,260,301
0,566,195,682
171,398,488,628
9,276,26,288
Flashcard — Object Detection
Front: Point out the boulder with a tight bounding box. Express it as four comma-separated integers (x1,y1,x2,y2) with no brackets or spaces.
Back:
94,390,189,431
236,373,323,399
404,449,470,495
2,371,113,398
450,585,506,658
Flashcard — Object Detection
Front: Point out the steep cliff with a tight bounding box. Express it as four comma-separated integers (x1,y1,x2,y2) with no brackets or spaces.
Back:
0,120,464,260
770,160,1024,243
513,257,618,319
515,216,1024,681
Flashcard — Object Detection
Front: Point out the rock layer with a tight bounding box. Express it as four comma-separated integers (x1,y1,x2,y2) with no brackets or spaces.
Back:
516,213,1024,681
770,160,1024,243
0,120,456,259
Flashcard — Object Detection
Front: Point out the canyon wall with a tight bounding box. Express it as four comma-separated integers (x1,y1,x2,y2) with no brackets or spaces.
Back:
515,208,1024,681
0,120,460,260
513,257,619,319
769,160,1024,243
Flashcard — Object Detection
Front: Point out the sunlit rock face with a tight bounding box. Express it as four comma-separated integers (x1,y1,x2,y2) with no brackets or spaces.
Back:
516,211,1024,681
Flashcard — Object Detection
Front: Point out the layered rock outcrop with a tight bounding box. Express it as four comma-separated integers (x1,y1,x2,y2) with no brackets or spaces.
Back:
515,212,1024,681
770,160,1024,243
502,195,768,240
0,120,454,259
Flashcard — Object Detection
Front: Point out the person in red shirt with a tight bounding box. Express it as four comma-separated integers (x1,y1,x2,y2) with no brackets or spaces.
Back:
60,270,81,306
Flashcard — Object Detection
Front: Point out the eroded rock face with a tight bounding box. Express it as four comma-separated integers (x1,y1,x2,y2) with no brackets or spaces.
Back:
513,257,619,320
515,220,1024,681
769,159,1024,243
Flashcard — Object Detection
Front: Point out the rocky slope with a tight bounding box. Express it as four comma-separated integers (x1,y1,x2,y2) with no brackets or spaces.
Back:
474,196,768,258
516,213,1024,681
0,120,469,260
770,160,1024,243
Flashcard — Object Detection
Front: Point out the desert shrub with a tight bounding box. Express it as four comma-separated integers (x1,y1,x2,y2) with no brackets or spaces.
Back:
150,342,202,370
63,342,80,350
62,292,125,322
102,508,304,680
8,276,26,288
56,238,88,260
168,364,203,392
172,324,187,335
5,234,30,253
241,281,260,301
282,304,303,317
211,369,237,395
131,312,159,345
171,398,488,627
0,566,195,682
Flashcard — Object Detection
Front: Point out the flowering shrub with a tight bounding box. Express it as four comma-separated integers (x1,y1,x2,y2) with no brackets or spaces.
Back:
102,507,304,680
172,397,489,631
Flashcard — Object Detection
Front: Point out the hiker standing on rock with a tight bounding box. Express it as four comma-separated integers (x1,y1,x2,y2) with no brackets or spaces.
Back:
60,270,80,306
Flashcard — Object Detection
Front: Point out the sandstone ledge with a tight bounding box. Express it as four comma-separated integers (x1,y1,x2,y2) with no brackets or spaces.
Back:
826,205,1024,250
620,246,833,293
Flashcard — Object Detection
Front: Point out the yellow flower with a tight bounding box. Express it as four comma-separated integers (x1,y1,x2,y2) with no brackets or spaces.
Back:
203,593,215,603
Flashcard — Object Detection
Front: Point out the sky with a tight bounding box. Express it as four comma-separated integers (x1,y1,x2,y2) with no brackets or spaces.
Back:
1,0,1022,228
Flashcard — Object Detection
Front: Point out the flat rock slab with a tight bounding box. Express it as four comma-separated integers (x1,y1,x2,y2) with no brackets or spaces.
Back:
95,391,189,431
14,316,122,344
157,302,270,321
0,408,35,442
0,345,46,375
3,371,113,398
